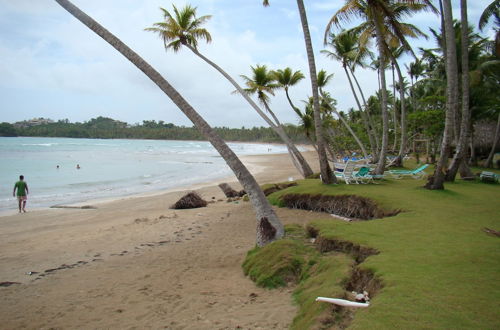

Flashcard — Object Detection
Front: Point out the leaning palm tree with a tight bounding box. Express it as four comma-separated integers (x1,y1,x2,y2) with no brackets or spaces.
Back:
145,4,313,178
263,0,336,184
317,69,369,159
54,0,284,246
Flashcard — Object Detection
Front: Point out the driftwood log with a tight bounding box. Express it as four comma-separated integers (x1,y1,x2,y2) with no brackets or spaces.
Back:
218,183,246,198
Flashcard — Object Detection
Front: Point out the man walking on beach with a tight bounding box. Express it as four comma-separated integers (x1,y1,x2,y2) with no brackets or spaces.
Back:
13,175,29,213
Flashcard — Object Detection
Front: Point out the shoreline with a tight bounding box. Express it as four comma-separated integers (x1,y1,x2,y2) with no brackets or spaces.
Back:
0,151,320,329
1,138,312,217
0,151,276,217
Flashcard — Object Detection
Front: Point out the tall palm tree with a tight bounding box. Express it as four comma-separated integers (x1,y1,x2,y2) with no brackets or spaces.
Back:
317,69,369,159
322,30,378,160
326,0,436,174
263,0,336,184
54,0,284,246
146,4,313,178
445,0,473,181
426,0,458,190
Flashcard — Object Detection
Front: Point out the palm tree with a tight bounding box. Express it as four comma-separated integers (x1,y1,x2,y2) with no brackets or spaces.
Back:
54,0,284,246
146,4,313,178
445,0,473,181
322,30,378,160
239,64,313,173
317,69,369,159
263,0,336,184
272,67,305,117
326,0,436,174
272,68,319,151
426,0,458,190
479,0,500,57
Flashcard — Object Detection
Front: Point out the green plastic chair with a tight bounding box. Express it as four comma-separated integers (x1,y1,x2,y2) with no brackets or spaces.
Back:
388,164,429,179
354,166,375,183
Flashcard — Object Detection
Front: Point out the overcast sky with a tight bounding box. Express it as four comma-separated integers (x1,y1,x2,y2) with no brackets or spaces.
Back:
0,0,493,128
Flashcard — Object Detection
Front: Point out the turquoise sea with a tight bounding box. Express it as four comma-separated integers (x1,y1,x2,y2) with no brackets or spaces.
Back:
0,137,288,214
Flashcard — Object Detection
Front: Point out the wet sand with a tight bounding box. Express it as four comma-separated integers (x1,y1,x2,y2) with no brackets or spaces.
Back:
0,151,322,329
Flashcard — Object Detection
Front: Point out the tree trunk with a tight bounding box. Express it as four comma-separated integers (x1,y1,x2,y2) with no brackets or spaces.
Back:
54,0,284,246
184,44,313,178
374,21,390,175
445,0,471,181
296,0,335,184
351,67,380,156
426,0,458,190
343,66,375,160
390,57,407,167
391,62,398,152
485,112,500,168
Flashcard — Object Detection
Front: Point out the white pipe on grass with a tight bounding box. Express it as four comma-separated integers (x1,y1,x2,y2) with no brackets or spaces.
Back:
315,297,370,308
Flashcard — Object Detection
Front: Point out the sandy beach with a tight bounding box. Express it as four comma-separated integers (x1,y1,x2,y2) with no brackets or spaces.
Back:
0,151,322,329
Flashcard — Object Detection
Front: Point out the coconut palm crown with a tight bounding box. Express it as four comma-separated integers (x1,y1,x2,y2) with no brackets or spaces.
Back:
240,65,280,105
145,4,212,52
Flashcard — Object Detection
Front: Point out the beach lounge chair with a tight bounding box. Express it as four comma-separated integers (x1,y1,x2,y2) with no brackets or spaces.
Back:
335,161,359,184
388,164,429,179
353,166,375,183
479,171,499,183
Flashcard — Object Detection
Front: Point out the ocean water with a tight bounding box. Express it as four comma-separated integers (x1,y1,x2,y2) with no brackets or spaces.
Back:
0,137,288,213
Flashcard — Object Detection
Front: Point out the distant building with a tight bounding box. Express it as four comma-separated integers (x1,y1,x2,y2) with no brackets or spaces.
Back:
14,118,54,128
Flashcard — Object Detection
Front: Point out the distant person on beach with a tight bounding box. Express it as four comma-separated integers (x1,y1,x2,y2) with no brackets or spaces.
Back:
76,164,80,169
13,175,29,213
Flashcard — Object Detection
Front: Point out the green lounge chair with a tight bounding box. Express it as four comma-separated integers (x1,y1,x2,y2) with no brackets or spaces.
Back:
479,171,499,183
353,166,375,183
388,164,429,179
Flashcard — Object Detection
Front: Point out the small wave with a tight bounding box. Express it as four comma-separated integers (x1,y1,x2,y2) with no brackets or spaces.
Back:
21,143,55,147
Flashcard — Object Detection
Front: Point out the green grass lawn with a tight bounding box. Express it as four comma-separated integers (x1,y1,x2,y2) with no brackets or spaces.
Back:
251,165,500,329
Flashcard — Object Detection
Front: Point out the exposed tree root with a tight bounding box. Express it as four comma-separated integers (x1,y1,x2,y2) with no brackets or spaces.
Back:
281,193,400,220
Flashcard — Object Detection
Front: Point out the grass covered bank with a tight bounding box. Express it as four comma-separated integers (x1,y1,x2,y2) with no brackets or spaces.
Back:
245,168,500,329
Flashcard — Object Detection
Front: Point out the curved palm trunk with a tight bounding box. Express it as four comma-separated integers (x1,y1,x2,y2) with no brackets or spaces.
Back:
374,21,390,175
54,0,283,246
184,44,313,178
343,66,376,160
390,56,407,167
426,0,458,190
296,0,335,184
446,0,472,181
350,67,380,155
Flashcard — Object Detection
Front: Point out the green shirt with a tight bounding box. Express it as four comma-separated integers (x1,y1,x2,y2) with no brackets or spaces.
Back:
14,181,27,196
